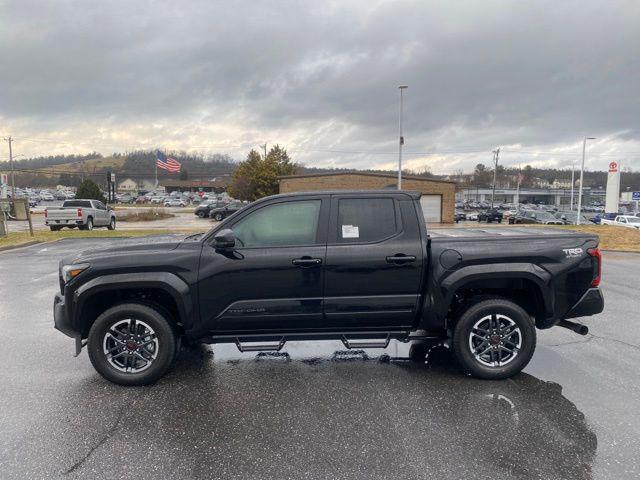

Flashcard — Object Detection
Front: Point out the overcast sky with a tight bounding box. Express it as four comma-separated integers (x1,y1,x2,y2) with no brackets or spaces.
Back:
1,0,639,174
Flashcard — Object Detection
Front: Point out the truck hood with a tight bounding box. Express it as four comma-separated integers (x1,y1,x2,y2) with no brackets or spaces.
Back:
65,234,190,264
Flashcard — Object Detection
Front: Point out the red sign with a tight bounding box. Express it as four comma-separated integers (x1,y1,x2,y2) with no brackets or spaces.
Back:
609,161,618,173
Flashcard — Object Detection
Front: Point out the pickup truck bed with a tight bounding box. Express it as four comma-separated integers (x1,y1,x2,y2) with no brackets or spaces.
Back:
53,190,604,385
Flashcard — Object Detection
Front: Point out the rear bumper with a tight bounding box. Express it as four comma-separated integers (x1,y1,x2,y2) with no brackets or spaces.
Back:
564,288,604,319
54,293,78,338
46,219,83,226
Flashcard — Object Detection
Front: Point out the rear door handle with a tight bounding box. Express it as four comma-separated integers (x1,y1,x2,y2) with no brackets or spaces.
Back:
292,257,323,267
386,254,416,264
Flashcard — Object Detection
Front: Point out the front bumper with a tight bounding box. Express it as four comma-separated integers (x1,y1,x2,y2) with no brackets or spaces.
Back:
53,293,77,338
564,288,604,319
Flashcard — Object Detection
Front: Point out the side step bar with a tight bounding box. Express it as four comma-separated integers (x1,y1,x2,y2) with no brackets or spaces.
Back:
341,335,390,349
235,337,286,352
232,333,406,353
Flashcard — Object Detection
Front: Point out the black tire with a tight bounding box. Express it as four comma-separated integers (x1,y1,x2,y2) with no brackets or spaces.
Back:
50,226,61,231
452,298,536,380
213,212,223,221
81,217,93,231
197,210,206,218
107,217,116,230
87,303,177,386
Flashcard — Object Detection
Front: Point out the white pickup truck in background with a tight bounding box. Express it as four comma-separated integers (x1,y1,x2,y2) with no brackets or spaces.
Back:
45,199,116,231
600,215,640,229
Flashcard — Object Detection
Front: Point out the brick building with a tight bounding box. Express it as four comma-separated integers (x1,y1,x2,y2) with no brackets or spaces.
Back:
279,171,456,223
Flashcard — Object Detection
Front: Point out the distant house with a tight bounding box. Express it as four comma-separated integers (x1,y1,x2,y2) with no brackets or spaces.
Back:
117,178,138,192
117,178,156,192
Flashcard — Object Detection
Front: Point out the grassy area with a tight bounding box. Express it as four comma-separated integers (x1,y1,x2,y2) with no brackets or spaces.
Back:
548,224,640,252
0,228,199,251
117,209,175,222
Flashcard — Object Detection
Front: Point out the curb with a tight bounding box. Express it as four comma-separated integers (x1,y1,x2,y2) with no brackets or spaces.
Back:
0,240,43,253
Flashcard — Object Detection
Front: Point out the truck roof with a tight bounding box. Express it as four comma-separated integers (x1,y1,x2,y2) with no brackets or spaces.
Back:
268,190,422,200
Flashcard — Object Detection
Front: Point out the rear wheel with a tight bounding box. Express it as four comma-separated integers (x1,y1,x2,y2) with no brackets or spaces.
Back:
50,225,61,231
452,298,536,380
197,210,206,218
87,303,177,386
213,212,223,221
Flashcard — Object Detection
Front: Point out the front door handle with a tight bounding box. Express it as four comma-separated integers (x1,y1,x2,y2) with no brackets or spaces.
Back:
386,254,416,264
292,257,323,267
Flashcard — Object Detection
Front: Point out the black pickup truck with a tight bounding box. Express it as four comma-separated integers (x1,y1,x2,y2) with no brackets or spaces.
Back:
54,190,604,385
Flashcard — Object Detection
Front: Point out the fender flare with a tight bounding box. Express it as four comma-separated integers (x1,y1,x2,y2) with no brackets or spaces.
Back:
424,263,553,327
72,272,192,333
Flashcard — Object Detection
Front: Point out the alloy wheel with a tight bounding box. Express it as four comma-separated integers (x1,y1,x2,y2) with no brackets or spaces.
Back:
468,314,522,367
103,319,159,373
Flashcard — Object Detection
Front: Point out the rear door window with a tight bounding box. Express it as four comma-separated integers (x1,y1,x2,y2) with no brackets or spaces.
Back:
336,198,398,243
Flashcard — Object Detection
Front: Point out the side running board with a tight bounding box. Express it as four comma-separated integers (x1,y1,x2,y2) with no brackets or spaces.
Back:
235,337,286,352
341,335,390,349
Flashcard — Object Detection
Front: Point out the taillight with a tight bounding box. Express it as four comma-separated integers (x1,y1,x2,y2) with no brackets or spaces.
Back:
587,247,601,287
77,208,82,217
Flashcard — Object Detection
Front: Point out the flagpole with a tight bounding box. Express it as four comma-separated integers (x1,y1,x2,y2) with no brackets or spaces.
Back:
155,152,158,188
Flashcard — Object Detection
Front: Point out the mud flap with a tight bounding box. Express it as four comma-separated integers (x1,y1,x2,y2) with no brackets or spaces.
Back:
74,337,87,357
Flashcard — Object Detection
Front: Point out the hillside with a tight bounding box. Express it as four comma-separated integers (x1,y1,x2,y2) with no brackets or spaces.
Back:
32,156,126,174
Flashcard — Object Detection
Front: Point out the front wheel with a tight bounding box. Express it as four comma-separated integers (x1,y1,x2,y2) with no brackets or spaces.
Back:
87,303,177,386
197,210,206,218
452,298,536,380
213,212,223,221
107,217,116,230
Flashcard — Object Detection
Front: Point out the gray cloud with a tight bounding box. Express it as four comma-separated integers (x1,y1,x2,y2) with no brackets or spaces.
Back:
1,0,639,172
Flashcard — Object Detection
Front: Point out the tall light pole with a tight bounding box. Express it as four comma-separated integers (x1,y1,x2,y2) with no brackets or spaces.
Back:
397,85,408,190
490,147,500,208
3,136,15,198
570,160,575,211
576,136,596,225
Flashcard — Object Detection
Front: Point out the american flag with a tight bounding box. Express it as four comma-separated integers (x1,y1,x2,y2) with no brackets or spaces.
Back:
156,151,181,173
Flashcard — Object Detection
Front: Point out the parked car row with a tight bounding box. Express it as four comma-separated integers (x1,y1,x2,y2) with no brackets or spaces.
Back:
194,200,246,220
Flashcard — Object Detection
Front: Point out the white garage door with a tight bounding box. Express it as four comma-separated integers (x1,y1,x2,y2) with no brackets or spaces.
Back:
420,195,442,223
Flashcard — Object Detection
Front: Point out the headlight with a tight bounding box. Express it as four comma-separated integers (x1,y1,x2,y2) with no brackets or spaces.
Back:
61,263,90,283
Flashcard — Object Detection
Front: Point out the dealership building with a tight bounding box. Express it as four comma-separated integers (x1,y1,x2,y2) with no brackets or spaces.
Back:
279,171,457,223
457,186,606,206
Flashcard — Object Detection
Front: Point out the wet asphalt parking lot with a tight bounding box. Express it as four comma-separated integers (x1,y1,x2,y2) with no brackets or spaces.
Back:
0,238,639,480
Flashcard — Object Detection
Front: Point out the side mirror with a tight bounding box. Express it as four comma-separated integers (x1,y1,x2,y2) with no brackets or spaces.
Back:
531,214,537,219
214,229,235,250
561,215,567,220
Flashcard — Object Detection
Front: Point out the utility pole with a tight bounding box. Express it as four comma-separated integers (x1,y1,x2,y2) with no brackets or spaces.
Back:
262,143,268,160
491,147,500,208
397,85,408,190
3,136,15,198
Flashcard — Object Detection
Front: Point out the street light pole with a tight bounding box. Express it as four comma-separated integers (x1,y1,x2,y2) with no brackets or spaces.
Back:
491,147,500,208
397,85,408,190
3,136,15,198
576,136,596,225
570,160,575,211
